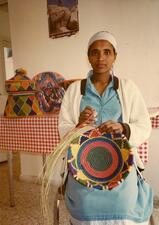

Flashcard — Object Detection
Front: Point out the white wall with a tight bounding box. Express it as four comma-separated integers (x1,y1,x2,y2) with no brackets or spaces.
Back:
0,6,10,40
0,5,10,161
8,0,159,106
0,5,11,94
7,0,159,195
144,129,159,196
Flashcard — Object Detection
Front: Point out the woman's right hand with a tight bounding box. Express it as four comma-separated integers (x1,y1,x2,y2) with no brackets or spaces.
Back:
77,106,96,127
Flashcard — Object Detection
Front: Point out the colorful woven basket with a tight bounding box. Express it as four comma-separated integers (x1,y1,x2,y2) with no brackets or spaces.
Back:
4,69,42,117
33,71,65,114
67,128,133,190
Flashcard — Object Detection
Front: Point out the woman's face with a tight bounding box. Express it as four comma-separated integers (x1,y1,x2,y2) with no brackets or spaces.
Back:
88,40,116,75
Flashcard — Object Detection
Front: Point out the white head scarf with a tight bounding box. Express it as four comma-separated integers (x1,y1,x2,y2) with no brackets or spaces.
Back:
88,31,117,53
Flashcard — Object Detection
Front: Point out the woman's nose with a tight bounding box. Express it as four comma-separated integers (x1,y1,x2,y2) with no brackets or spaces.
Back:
97,52,105,60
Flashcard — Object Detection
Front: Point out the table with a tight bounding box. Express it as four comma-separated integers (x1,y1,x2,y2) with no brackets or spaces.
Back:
0,114,151,161
0,114,60,154
0,114,60,206
0,110,159,206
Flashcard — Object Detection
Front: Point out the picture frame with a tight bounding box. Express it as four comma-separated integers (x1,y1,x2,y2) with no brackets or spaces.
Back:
47,0,79,39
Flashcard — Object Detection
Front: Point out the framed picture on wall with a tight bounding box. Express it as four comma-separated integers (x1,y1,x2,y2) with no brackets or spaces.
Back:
47,0,79,39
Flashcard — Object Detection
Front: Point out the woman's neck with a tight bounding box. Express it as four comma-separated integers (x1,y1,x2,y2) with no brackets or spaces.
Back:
90,73,112,96
91,73,111,84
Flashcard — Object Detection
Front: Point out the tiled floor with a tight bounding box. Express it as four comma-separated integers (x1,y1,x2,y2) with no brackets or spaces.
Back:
0,153,69,225
0,153,43,225
0,153,158,225
151,197,159,225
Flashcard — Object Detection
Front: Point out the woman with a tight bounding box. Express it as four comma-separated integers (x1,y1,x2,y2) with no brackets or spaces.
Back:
58,31,153,225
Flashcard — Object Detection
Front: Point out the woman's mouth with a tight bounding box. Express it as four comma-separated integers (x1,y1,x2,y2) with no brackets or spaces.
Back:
96,64,106,69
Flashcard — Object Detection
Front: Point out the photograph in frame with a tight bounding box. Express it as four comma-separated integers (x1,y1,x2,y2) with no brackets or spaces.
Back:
47,0,79,39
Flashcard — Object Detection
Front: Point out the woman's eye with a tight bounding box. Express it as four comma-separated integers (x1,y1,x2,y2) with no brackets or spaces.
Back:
104,50,111,55
89,49,112,57
90,50,99,56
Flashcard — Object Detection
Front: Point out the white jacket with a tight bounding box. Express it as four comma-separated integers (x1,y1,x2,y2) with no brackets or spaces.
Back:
58,78,151,169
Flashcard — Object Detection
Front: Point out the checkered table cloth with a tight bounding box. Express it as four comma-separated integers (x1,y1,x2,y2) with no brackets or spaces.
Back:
149,107,159,129
0,111,159,162
138,142,148,163
151,115,159,129
0,114,60,154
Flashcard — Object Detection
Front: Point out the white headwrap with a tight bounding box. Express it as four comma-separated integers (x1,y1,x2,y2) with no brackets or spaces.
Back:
88,31,117,53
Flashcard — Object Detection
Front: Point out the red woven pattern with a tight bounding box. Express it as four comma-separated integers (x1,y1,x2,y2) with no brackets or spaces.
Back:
0,114,60,154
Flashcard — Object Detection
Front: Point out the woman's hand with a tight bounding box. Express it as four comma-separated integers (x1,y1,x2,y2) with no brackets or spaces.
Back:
97,120,123,134
77,106,96,127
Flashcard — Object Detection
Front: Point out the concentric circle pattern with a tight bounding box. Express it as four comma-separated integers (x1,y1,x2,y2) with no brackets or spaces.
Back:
67,128,133,190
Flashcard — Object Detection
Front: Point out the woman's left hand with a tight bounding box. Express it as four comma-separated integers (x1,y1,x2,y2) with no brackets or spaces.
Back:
97,120,123,134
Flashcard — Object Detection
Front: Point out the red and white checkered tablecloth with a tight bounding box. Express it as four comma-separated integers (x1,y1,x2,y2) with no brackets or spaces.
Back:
0,114,60,154
150,115,159,129
0,111,159,162
149,107,159,128
138,107,159,163
138,142,148,163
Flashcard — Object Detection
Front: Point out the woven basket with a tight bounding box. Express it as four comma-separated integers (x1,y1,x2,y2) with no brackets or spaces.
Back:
4,69,42,117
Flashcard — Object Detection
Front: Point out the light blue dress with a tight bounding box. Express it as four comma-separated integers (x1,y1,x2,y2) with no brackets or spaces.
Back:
64,76,153,225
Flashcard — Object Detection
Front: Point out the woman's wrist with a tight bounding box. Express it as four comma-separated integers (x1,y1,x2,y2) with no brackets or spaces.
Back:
120,123,131,140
